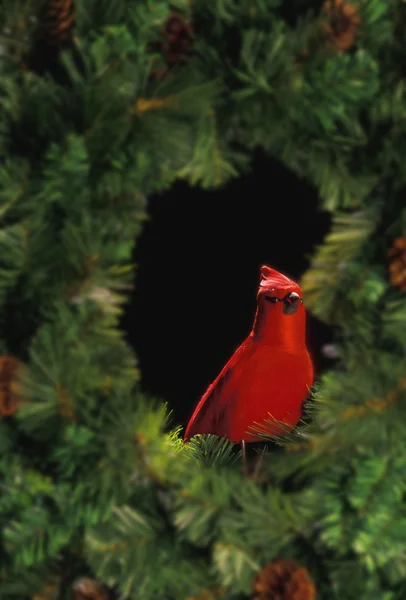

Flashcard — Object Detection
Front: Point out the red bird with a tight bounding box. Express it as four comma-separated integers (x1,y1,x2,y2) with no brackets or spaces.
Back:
184,265,314,444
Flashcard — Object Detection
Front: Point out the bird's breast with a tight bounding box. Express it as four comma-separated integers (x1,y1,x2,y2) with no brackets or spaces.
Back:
225,343,313,441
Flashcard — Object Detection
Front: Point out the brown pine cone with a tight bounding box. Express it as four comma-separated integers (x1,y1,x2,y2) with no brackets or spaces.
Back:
149,10,194,80
252,559,316,600
72,577,110,600
388,237,406,292
38,0,76,48
0,355,25,416
161,11,193,66
32,579,59,600
322,0,361,52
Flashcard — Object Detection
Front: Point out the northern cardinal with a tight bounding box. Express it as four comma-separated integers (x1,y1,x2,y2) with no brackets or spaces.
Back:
184,266,313,444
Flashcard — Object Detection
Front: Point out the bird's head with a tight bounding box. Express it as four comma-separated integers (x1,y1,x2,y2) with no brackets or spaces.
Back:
257,265,303,316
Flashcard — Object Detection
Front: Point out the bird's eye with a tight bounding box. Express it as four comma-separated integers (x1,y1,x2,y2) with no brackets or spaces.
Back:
285,292,300,304
265,295,279,303
283,292,302,315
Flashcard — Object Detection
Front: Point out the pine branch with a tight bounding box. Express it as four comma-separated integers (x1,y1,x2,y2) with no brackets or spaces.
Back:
301,209,379,324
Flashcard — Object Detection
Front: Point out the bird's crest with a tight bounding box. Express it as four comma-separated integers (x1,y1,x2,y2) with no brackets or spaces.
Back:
259,265,300,293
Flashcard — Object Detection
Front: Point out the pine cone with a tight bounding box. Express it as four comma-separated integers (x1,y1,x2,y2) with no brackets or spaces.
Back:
149,11,194,79
162,11,193,66
72,577,110,600
252,559,316,600
38,0,76,48
322,0,361,52
32,580,59,600
388,237,406,292
0,355,25,417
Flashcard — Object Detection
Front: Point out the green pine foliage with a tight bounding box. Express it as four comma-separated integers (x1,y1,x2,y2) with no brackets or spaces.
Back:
0,0,405,599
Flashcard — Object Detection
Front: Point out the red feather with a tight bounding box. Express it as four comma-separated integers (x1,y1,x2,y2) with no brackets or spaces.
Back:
184,266,314,443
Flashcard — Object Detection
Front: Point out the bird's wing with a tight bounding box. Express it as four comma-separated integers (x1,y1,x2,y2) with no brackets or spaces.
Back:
184,337,253,441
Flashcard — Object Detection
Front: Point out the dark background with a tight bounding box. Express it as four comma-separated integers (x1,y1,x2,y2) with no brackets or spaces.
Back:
121,149,334,430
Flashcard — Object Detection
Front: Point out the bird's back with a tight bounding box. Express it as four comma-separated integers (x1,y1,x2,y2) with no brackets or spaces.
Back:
184,337,253,442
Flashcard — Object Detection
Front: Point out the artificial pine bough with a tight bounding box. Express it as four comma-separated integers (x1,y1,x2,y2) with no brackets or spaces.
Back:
0,1,405,599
